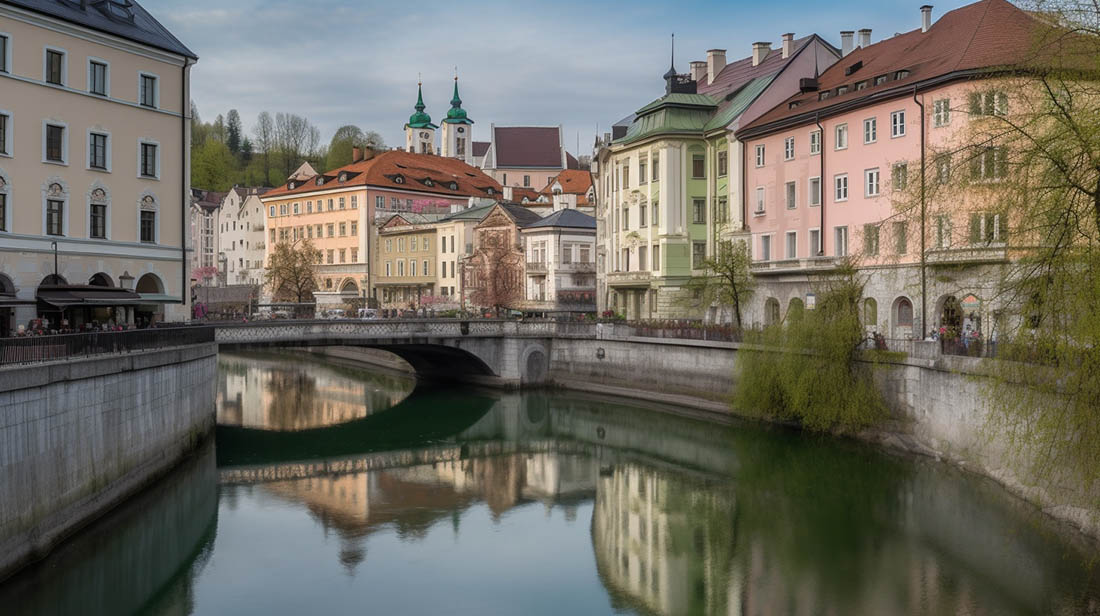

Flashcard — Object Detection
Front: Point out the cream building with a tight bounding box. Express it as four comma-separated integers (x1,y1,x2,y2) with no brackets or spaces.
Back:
217,186,269,286
0,0,197,333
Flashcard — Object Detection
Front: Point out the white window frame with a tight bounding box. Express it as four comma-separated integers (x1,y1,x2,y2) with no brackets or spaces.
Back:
809,130,821,155
41,183,70,238
890,110,906,138
863,117,877,144
138,71,160,109
808,176,821,207
933,99,950,127
755,144,765,167
43,45,68,86
0,170,11,233
834,124,848,150
86,127,112,172
784,137,795,161
87,57,110,97
785,230,798,259
0,31,11,74
785,181,797,210
834,173,848,202
0,108,13,157
759,234,773,261
864,167,880,197
42,119,69,165
137,138,161,180
834,226,849,257
808,227,821,256
754,186,765,215
86,188,111,241
269,205,276,217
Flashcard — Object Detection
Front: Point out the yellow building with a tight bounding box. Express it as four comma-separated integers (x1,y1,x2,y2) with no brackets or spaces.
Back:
0,0,197,333
374,215,440,309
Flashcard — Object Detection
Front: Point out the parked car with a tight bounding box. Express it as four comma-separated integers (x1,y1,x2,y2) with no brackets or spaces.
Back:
357,308,379,320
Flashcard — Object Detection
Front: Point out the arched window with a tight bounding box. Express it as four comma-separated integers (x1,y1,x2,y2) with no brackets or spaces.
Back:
138,193,158,243
88,185,110,240
88,272,113,287
863,298,878,329
765,297,781,326
896,298,913,327
135,273,164,294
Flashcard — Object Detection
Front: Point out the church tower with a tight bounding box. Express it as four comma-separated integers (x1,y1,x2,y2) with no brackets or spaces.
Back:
404,81,437,154
440,75,474,163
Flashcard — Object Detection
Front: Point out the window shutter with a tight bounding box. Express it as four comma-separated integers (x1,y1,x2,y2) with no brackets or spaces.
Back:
995,92,1008,116
969,214,982,244
997,214,1009,241
968,92,982,115
969,148,983,179
995,147,1008,178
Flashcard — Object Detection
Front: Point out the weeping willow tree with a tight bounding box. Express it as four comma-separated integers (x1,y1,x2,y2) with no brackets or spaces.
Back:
889,0,1100,492
735,262,888,432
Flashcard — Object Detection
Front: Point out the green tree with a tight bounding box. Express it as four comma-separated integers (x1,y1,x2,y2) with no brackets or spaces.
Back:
265,239,321,308
191,140,237,191
681,240,756,328
226,109,243,155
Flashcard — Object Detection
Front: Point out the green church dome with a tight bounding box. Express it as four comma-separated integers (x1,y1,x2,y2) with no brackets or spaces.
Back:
407,82,436,129
443,78,473,124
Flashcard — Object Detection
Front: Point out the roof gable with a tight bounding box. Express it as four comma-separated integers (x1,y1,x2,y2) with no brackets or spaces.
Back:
490,126,564,168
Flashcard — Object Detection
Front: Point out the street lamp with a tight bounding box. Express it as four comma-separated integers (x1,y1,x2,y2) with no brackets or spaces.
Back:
50,240,59,284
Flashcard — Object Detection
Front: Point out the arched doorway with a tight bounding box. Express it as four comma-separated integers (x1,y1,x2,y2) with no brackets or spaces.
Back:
88,273,114,287
764,298,781,327
893,297,914,339
940,295,962,336
40,274,67,286
135,273,165,326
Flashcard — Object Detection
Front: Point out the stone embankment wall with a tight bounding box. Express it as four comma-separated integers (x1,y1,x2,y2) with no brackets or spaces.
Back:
545,331,1100,538
0,343,218,582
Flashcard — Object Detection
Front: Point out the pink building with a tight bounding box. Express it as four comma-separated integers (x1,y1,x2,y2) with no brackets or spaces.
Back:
737,0,1048,338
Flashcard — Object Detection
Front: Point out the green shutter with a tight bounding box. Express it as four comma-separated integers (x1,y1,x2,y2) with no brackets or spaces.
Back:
969,214,982,244
968,92,982,115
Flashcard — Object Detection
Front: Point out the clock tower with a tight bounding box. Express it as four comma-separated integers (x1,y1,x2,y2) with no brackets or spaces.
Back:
440,75,474,164
404,81,437,154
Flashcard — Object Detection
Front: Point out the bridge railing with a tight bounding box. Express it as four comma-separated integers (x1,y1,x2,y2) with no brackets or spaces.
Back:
0,327,215,366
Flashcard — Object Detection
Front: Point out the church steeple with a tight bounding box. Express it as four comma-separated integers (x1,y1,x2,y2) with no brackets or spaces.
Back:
407,80,436,129
440,70,472,162
444,72,472,125
405,78,437,154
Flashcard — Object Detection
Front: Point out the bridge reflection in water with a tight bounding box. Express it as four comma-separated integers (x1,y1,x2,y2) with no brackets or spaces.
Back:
3,352,1099,615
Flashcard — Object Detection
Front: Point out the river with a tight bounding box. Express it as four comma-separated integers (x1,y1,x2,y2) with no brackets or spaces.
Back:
1,350,1098,615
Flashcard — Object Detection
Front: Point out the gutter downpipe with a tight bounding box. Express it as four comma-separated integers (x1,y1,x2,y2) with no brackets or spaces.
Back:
815,112,824,256
181,58,193,314
913,86,927,335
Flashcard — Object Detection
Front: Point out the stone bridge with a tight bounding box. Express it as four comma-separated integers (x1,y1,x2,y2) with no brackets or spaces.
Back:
214,319,587,387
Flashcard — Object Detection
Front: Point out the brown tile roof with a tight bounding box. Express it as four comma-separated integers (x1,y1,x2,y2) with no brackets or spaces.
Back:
261,150,502,200
472,141,491,157
491,126,563,168
739,0,1061,135
696,35,820,96
539,169,593,201
509,187,542,202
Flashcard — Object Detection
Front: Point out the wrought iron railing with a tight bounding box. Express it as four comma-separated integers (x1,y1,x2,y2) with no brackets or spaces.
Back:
0,327,215,366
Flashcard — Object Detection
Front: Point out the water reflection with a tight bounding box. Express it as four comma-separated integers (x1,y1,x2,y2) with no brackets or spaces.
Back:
2,353,1099,615
217,351,415,430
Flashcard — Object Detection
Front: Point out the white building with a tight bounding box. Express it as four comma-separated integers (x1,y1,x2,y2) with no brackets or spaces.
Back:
217,186,269,286
521,207,596,313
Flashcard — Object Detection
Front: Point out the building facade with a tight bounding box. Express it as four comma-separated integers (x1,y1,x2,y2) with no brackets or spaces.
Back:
0,0,197,332
481,125,580,190
217,186,269,286
594,34,840,320
520,208,597,313
373,215,440,309
189,188,223,286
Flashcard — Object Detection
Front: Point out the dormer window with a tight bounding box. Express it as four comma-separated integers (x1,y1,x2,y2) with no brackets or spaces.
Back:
894,70,910,80
448,181,458,190
338,172,347,182
819,91,831,101
874,75,888,86
837,85,849,95
315,177,324,186
856,80,869,90
394,175,404,184
288,181,297,190
789,101,801,109
423,178,433,187
486,187,494,195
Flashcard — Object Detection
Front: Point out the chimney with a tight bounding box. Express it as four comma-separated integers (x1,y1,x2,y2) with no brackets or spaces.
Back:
706,49,726,82
751,42,771,67
858,28,871,48
352,147,363,163
781,33,794,59
840,31,854,57
921,5,934,32
689,61,707,83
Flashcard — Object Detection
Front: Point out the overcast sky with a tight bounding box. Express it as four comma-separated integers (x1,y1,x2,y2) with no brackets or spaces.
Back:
142,0,974,157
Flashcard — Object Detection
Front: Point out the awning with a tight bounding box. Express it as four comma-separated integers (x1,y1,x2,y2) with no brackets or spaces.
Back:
0,293,36,308
37,285,144,308
138,293,181,304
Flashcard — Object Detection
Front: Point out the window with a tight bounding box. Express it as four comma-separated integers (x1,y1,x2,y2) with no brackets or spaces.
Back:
692,154,705,178
809,130,821,155
0,34,8,73
622,166,629,188
0,194,6,232
754,187,765,214
759,235,771,261
835,124,848,150
89,133,108,170
46,199,64,236
45,124,65,163
639,159,648,183
809,229,821,256
391,197,399,209
834,174,848,201
423,260,430,276
786,231,797,259
969,90,1007,117
692,241,706,268
338,249,346,264
783,138,794,161
863,117,877,144
809,177,821,207
279,204,286,216
580,245,591,263
339,222,346,236
523,175,531,187
893,221,908,254
652,152,659,175
969,212,1008,244
326,250,334,264
339,197,345,210
638,245,648,270
138,142,158,179
376,195,384,209
755,145,765,167
863,224,880,256
892,162,908,191
652,244,660,270
385,239,392,253
139,73,157,108
351,221,358,235
327,223,335,237
45,49,64,85
834,226,849,256
622,207,629,230
936,154,952,184
890,110,906,137
88,60,108,96
865,168,880,197
89,203,106,239
933,99,951,127
351,195,358,209
874,74,888,86
785,181,796,209
970,146,1008,180
935,215,952,248
692,199,705,224
398,237,405,252
640,201,647,227
291,203,300,215
652,201,659,225
718,150,729,175
328,199,334,211
895,70,910,80
0,113,8,155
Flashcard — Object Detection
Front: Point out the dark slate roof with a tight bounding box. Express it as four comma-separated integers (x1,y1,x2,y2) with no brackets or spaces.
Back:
472,141,491,157
440,203,495,221
491,126,562,168
5,0,198,59
497,202,545,228
525,209,596,230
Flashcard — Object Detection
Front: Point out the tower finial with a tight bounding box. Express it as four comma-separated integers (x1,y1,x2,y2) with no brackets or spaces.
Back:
663,33,679,80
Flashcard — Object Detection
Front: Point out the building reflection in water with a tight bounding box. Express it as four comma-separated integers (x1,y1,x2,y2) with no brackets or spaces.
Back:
216,351,415,430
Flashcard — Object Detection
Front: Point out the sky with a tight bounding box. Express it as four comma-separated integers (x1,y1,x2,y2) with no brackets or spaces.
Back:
142,0,976,157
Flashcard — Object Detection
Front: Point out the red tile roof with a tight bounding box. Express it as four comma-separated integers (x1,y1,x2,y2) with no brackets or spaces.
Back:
261,150,502,200
490,126,563,168
696,35,819,96
539,169,594,205
739,0,1065,136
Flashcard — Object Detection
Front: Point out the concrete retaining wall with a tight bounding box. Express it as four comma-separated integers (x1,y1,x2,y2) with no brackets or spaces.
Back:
0,343,218,582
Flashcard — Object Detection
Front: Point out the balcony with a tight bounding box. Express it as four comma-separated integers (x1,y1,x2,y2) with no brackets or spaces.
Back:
927,244,1008,266
750,256,841,275
606,270,652,286
527,261,548,274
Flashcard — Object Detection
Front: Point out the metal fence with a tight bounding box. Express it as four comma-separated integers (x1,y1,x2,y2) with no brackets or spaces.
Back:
0,327,216,366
